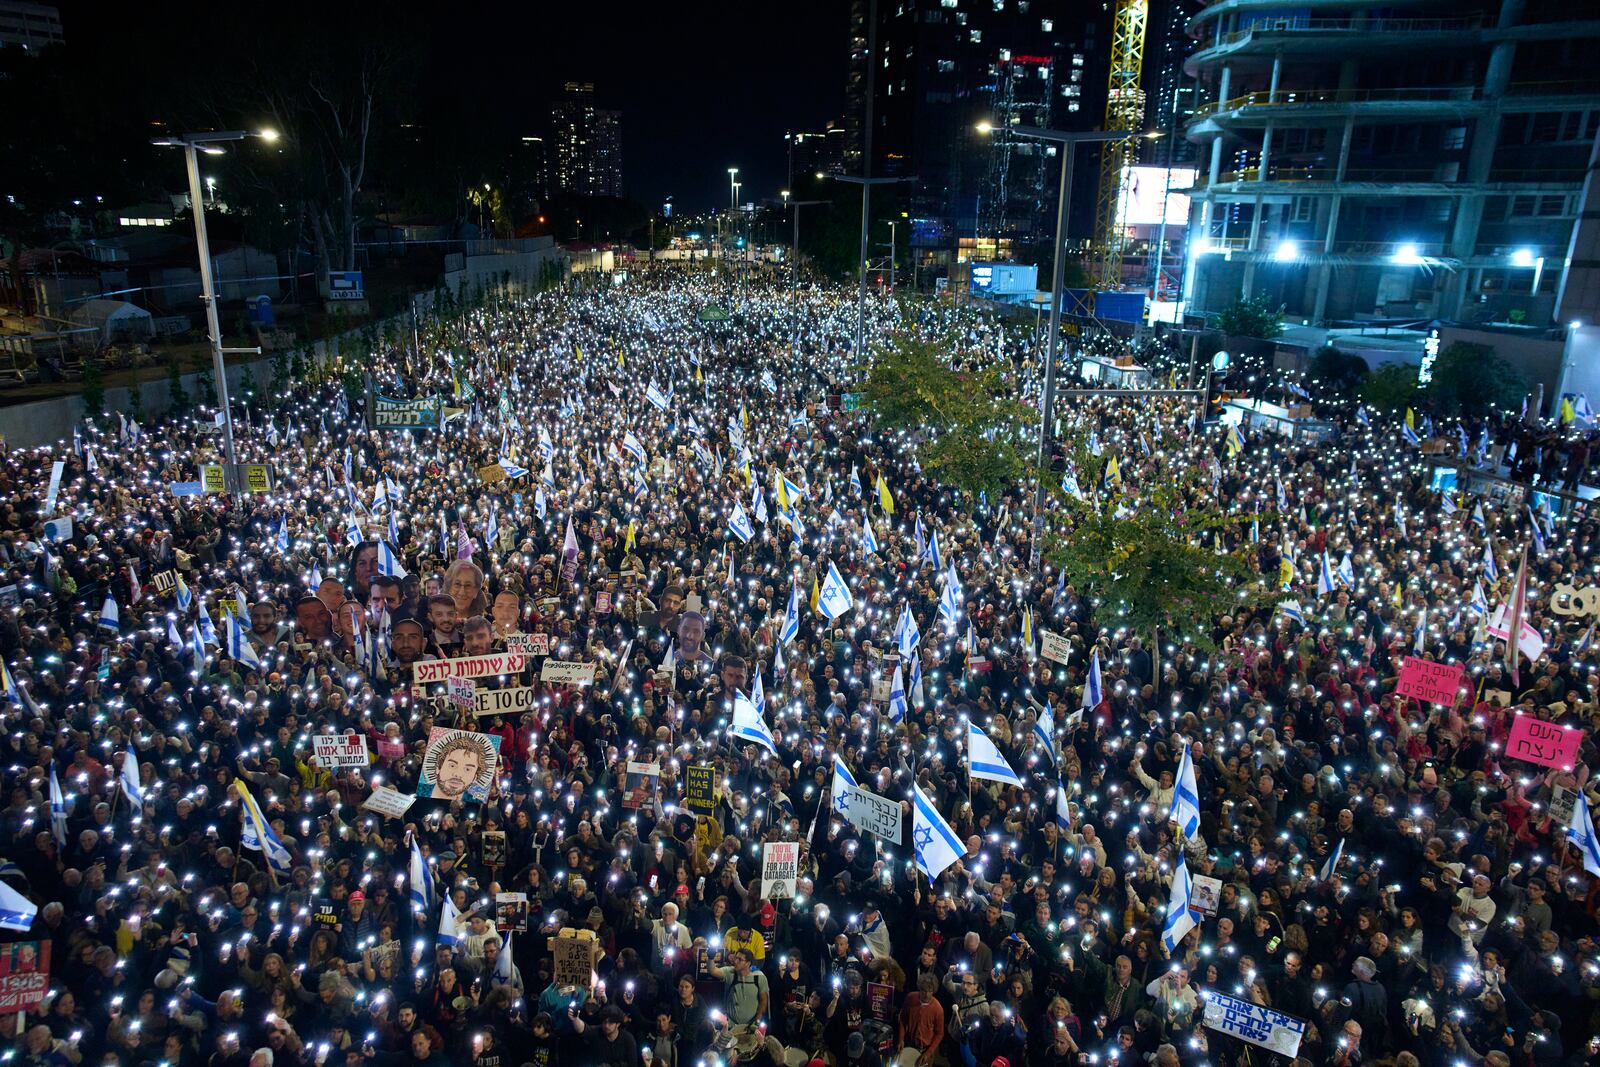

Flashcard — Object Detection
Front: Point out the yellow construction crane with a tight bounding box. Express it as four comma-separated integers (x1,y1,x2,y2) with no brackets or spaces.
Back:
1091,0,1149,290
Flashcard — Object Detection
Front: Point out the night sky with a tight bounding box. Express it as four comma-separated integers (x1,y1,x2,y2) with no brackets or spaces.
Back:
55,2,852,217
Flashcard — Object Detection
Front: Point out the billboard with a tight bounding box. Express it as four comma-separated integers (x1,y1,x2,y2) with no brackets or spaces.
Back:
969,262,1038,296
1116,166,1196,228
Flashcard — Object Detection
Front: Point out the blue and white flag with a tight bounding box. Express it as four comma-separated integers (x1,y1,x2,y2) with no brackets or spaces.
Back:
887,664,908,724
120,748,143,804
437,896,467,946
1082,649,1103,709
236,779,292,876
1318,837,1346,881
378,541,408,579
895,604,920,660
730,690,779,757
224,611,262,668
409,836,434,914
1033,704,1057,766
1318,551,1337,596
1170,743,1202,838
817,561,854,621
937,575,961,631
779,583,800,645
1337,552,1355,587
197,598,217,646
862,517,880,557
1402,422,1422,447
849,464,862,497
1483,539,1499,581
275,516,290,553
1565,791,1600,878
728,501,754,543
926,529,943,571
48,763,68,848
645,381,671,411
1469,580,1488,618
912,783,964,880
0,878,37,932
1277,600,1306,628
99,594,120,633
1160,857,1198,953
831,754,859,816
1055,778,1073,831
967,721,1024,786
752,483,768,525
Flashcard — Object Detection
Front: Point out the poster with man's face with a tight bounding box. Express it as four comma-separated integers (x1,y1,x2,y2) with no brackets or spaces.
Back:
416,727,501,803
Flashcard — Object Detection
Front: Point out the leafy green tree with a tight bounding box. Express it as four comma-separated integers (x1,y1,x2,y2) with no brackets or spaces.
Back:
81,358,105,418
856,333,1031,500
1426,342,1525,418
1360,363,1418,414
1217,296,1284,339
1308,346,1369,400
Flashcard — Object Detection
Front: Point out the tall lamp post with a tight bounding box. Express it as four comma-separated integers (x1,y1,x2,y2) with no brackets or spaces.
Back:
784,195,828,287
834,174,915,359
976,121,1156,568
153,129,279,490
727,167,739,211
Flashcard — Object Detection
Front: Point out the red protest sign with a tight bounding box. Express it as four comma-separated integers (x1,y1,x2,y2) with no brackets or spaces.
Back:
0,941,50,1014
1505,713,1582,770
1395,658,1467,706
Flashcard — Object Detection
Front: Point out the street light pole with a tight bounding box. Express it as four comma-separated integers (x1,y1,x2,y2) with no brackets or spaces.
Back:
834,175,914,358
728,167,739,211
976,121,1149,568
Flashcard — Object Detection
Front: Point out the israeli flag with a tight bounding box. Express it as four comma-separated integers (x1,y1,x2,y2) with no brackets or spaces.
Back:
1033,704,1057,766
1469,580,1488,617
175,574,193,613
120,748,143,804
1082,649,1103,709
438,896,468,945
1169,743,1202,838
409,837,434,914
730,689,779,757
850,464,862,496
236,780,293,876
817,561,854,621
1160,857,1198,953
534,486,547,520
0,878,37,933
1277,600,1306,628
1055,778,1073,831
196,598,217,646
348,514,364,546
1565,791,1600,877
501,459,529,479
189,623,207,663
275,516,290,553
166,617,184,651
887,664,908,724
494,930,516,984
225,611,262,668
48,763,68,848
862,517,880,557
937,576,961,632
1402,422,1422,446
98,594,120,633
622,430,648,466
1528,505,1548,556
1355,404,1370,427
913,784,965,880
728,501,755,543
1318,551,1337,596
1337,552,1355,587
1318,837,1346,881
378,541,408,579
1483,539,1499,581
967,721,1024,786
645,381,671,411
895,604,920,660
750,669,766,718
831,754,859,816
927,529,942,571
388,507,400,546
752,483,768,525
909,650,924,708
913,514,927,557
779,583,800,645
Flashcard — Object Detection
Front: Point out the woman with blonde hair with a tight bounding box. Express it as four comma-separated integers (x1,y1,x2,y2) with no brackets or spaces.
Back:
443,558,487,616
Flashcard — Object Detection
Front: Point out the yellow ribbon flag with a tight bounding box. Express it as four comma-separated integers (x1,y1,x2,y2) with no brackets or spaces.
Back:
877,474,895,516
1405,407,1416,430
810,574,821,614
695,364,704,385
575,345,584,362
775,470,790,512
1279,558,1294,589
624,519,636,553
1561,397,1576,425
618,350,625,368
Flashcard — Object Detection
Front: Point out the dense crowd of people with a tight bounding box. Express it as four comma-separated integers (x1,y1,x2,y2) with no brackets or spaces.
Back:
0,267,1597,1067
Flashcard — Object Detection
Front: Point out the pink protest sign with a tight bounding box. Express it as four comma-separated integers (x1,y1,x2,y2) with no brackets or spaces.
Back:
1504,714,1582,770
1395,658,1467,706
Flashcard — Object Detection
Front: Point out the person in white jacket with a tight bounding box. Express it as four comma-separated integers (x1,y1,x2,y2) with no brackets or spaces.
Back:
650,902,694,976
1447,874,1497,945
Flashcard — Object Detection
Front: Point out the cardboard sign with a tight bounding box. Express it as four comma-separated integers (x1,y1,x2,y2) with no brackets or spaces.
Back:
243,464,272,493
550,930,599,987
477,463,508,484
201,464,227,493
312,732,370,769
1040,630,1074,666
495,892,529,932
1395,658,1467,706
1202,991,1306,1059
416,727,502,803
361,786,416,820
1505,713,1582,770
1191,874,1223,916
845,787,905,841
594,590,612,614
684,764,718,815
505,632,549,657
476,686,539,717
541,659,596,686
0,941,50,1013
870,676,892,703
447,675,477,711
412,654,527,685
622,761,661,810
761,842,799,899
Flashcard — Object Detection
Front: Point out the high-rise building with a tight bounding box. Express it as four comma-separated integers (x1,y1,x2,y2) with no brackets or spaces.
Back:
0,1,62,51
517,135,551,204
845,0,1115,278
1180,0,1600,326
1146,0,1199,166
552,82,624,199
788,124,848,185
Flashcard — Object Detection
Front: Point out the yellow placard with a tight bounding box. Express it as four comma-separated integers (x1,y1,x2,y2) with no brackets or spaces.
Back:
243,465,272,493
201,465,227,493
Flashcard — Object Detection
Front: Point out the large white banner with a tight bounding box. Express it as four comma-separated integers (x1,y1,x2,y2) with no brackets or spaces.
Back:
1201,991,1306,1059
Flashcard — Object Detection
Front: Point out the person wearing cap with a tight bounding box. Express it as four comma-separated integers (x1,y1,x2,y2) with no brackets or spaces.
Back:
724,914,766,965
337,890,378,960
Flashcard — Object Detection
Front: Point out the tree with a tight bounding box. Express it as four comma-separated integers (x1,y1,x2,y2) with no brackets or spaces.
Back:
1047,474,1264,653
1308,346,1369,400
81,357,105,418
166,353,191,415
856,333,1031,500
1218,296,1284,340
1426,342,1525,418
1360,363,1418,414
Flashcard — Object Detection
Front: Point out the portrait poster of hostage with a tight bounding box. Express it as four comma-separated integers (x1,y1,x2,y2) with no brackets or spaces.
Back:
416,727,502,803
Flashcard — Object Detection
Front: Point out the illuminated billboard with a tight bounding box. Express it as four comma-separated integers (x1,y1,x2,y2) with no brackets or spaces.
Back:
1115,166,1196,228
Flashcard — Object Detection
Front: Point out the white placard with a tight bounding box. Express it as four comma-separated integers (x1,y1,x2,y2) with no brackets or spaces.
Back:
504,632,549,656
1201,991,1306,1059
412,653,527,685
360,786,416,820
1191,874,1222,915
540,659,595,686
476,686,540,717
761,841,799,899
844,787,905,841
1040,630,1073,665
44,460,64,515
447,676,476,710
312,733,370,769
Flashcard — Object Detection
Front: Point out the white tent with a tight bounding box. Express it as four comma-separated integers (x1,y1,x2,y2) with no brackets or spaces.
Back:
72,299,153,343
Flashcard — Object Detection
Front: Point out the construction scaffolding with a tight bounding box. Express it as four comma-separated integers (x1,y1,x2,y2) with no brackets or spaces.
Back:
1090,0,1148,289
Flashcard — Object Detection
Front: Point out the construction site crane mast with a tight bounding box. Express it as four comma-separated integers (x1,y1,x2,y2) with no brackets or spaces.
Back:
1090,0,1149,290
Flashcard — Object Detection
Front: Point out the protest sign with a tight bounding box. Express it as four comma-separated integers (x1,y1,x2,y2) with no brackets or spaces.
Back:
1040,630,1073,665
1201,991,1306,1058
149,569,177,597
0,942,50,1013
475,686,539,717
44,460,64,515
361,786,416,820
412,653,526,686
312,732,370,769
477,463,508,483
1549,783,1579,825
313,902,339,926
481,830,506,868
495,892,529,932
761,842,799,899
201,464,227,493
372,394,441,430
416,728,501,803
1191,874,1223,915
550,929,599,987
504,632,549,657
1395,658,1467,706
594,590,611,614
623,761,661,809
243,465,272,493
1505,713,1582,770
446,675,476,711
845,787,905,841
541,659,595,686
684,764,718,815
